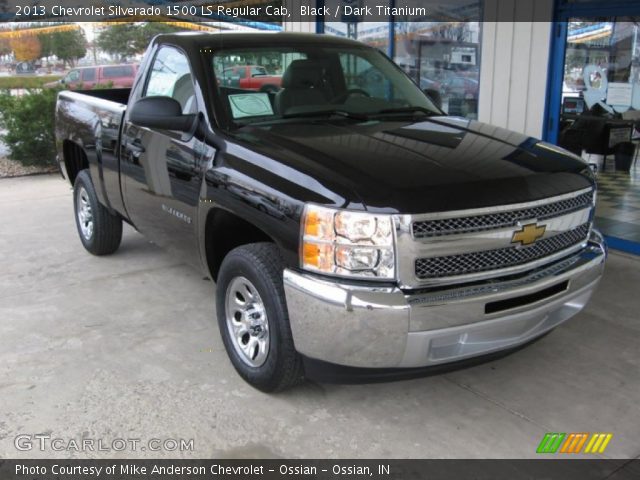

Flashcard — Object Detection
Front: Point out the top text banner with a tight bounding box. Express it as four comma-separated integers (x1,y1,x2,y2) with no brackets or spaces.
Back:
1,0,553,23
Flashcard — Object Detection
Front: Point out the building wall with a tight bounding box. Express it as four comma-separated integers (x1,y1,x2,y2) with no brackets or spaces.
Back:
282,22,315,33
478,0,554,138
282,0,315,33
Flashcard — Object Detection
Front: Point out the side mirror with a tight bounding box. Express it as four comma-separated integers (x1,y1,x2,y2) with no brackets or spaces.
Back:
129,96,196,132
424,88,442,110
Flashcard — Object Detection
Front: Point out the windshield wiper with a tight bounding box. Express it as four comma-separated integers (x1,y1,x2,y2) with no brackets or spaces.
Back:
280,109,369,121
372,106,438,117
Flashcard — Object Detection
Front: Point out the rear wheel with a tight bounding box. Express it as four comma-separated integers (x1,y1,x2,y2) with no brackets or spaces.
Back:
216,243,304,392
73,170,122,255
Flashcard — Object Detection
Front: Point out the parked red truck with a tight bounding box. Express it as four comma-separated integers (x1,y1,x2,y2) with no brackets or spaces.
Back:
46,64,138,89
219,65,282,93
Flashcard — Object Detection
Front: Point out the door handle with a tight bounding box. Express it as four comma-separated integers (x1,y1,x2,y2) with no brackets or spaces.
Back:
126,138,145,164
128,138,145,151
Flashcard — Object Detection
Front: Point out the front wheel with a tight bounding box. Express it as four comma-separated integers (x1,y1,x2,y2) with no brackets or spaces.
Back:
73,170,122,255
216,243,304,392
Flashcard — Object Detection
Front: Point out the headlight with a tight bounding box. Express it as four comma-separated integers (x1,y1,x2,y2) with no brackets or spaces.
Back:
301,204,395,280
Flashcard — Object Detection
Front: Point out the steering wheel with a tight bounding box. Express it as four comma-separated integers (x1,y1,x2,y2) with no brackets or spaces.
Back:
331,88,371,103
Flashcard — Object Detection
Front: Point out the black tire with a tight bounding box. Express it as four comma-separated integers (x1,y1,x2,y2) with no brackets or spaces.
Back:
73,170,122,256
216,243,304,392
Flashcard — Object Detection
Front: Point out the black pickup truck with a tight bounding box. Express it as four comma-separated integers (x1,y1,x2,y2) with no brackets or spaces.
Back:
56,32,606,392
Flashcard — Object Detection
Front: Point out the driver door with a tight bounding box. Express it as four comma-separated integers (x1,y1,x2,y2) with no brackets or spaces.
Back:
121,45,203,266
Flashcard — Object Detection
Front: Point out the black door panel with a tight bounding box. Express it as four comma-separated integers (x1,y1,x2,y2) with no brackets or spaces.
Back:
120,46,204,266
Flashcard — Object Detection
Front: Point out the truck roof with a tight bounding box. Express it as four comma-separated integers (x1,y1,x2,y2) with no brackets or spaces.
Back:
72,64,136,70
152,31,369,50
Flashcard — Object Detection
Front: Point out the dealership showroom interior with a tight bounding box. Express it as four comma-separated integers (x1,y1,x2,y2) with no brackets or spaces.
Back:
1,0,639,476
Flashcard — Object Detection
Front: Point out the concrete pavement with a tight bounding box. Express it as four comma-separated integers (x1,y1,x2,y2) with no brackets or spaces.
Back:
0,175,638,459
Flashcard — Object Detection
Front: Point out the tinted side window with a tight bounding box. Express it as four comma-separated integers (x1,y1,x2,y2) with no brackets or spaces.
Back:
251,66,267,76
145,47,196,114
103,66,133,78
81,68,96,81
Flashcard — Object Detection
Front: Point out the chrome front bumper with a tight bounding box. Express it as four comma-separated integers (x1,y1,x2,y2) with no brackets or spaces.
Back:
283,231,606,369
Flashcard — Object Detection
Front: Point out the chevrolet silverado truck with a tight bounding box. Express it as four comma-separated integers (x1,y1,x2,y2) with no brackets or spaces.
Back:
55,32,606,392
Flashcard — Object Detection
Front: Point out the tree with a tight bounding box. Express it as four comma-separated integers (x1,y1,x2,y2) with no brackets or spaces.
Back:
0,37,11,57
0,88,59,166
37,32,53,59
434,23,472,43
95,24,138,61
51,28,87,67
10,35,41,62
133,23,183,53
95,23,186,61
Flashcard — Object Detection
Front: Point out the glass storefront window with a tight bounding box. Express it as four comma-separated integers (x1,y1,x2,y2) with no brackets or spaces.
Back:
323,0,390,53
322,0,482,119
394,21,481,119
562,19,640,113
324,20,390,53
554,12,640,247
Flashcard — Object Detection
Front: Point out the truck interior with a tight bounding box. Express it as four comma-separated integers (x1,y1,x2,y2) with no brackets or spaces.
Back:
211,45,439,126
274,59,331,114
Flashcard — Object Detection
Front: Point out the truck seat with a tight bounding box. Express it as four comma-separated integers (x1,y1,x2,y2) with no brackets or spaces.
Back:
172,74,197,114
275,60,329,115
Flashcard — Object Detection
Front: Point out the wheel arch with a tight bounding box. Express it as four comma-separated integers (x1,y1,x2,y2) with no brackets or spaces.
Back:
62,140,89,186
203,207,281,281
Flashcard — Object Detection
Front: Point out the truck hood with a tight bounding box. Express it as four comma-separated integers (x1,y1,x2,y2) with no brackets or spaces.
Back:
231,116,593,214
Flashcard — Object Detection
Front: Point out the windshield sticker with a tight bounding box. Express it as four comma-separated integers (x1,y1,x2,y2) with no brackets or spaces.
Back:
228,93,274,119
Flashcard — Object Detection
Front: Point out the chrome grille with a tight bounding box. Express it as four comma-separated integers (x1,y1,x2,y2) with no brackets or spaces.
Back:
412,191,594,238
414,224,590,279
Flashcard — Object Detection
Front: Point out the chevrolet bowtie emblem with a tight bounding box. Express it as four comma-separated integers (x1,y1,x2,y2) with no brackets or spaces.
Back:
512,223,546,246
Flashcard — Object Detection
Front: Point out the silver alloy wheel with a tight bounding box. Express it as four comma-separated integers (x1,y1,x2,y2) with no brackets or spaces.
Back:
77,187,94,240
225,276,270,367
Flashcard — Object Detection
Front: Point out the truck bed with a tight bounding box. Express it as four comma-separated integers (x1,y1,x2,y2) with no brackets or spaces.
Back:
55,88,131,217
70,87,131,106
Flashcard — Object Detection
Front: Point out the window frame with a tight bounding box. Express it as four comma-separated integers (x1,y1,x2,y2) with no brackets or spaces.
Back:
207,44,439,131
142,45,198,113
138,44,199,139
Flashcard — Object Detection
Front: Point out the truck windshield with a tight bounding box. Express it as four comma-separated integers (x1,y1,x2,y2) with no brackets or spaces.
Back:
209,45,440,129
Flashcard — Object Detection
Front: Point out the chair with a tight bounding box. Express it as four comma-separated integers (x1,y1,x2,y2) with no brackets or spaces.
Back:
172,73,197,114
274,60,330,115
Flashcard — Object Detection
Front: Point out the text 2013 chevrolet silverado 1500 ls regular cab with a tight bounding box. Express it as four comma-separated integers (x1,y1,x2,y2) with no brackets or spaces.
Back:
56,33,606,392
